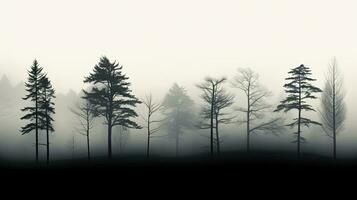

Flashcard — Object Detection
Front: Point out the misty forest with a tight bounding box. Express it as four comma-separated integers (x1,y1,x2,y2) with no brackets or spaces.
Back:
0,55,350,166
1,0,357,168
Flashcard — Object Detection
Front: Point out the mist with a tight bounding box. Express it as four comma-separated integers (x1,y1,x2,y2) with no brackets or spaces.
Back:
1,0,357,164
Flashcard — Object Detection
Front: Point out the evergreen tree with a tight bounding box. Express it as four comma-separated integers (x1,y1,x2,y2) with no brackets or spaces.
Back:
162,83,195,157
83,56,141,158
39,75,55,165
20,60,44,163
275,64,322,158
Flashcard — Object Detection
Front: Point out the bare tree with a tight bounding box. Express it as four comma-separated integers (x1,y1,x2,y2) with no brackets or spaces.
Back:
319,58,347,160
197,77,233,156
70,99,95,161
142,94,164,158
232,68,283,152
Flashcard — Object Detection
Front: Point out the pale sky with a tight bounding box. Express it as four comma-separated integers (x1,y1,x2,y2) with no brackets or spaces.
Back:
2,0,357,157
0,0,356,99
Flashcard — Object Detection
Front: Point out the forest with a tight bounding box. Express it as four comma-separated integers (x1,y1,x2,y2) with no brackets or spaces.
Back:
0,56,352,168
1,1,357,175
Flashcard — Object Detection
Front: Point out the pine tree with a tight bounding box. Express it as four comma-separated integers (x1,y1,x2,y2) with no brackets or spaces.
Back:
162,83,195,157
39,75,55,165
275,64,322,158
20,60,44,163
83,56,141,158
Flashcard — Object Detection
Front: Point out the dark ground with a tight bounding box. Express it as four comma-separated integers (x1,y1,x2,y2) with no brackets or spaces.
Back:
1,151,356,193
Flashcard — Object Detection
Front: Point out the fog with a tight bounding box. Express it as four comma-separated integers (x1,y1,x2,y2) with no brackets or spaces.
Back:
1,0,357,162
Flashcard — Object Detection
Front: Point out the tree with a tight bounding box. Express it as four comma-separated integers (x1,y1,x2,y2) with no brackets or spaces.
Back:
319,58,346,160
198,78,235,155
20,60,44,163
162,83,195,157
71,98,95,161
83,56,141,158
197,77,230,156
142,94,164,158
38,75,55,165
232,68,283,152
275,64,322,158
115,125,130,155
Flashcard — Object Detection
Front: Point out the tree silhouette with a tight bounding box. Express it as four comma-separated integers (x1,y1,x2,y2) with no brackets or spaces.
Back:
275,64,322,158
319,58,346,160
83,56,141,158
232,68,283,152
197,77,232,156
20,60,44,163
39,75,55,165
142,94,164,158
162,83,195,157
70,98,95,161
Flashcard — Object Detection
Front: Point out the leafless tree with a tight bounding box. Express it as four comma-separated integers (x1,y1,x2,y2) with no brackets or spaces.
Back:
197,77,234,156
319,58,347,160
141,94,164,158
232,68,283,152
70,99,95,161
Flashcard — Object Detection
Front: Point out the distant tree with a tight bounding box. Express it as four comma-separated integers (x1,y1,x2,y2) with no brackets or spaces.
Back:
83,56,141,158
142,94,164,158
70,98,95,161
275,64,322,158
20,60,44,163
232,68,283,152
115,125,130,155
162,83,195,157
198,78,234,155
319,58,346,160
38,76,55,165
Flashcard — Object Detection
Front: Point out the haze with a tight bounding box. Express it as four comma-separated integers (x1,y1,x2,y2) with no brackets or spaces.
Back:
1,0,357,160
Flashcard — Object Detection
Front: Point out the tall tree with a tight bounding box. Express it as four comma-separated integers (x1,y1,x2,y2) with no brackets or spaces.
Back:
232,68,283,152
162,83,195,157
198,79,234,155
83,56,141,158
319,58,346,160
20,60,44,163
39,76,55,165
71,98,95,161
197,77,229,156
142,94,164,158
275,64,322,158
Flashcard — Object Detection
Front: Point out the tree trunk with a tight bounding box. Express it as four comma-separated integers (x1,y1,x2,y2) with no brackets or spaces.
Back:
86,110,90,161
297,73,301,158
297,108,301,158
175,130,179,157
247,88,250,153
332,66,336,160
87,130,90,161
210,84,215,157
108,124,112,158
215,113,220,155
147,118,150,158
35,85,39,164
46,123,49,165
